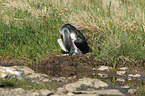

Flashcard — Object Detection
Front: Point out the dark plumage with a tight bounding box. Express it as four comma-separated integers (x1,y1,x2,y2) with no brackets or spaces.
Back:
58,24,91,55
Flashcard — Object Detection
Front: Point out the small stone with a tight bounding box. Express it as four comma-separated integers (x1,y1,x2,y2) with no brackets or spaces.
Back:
128,74,141,77
62,54,69,56
0,73,7,78
116,71,126,75
116,78,125,82
27,73,41,78
21,66,35,75
98,73,108,78
92,73,96,76
42,78,49,82
67,92,75,95
31,92,39,95
128,89,137,94
121,85,130,88
14,70,25,80
64,83,80,92
98,66,109,71
119,67,128,71
62,78,109,93
40,73,49,77
92,68,96,71
135,74,141,77
57,87,68,93
128,74,134,77
128,77,132,80
40,89,53,96
0,66,25,80
13,88,25,91
40,77,44,80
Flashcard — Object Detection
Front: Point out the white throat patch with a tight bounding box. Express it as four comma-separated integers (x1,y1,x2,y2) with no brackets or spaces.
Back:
70,33,77,40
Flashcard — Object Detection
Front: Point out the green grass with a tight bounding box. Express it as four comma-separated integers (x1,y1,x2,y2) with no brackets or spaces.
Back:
0,78,52,90
0,0,144,66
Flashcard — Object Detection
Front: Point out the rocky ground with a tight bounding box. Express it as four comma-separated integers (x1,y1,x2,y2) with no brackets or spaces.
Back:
0,66,139,95
0,55,144,96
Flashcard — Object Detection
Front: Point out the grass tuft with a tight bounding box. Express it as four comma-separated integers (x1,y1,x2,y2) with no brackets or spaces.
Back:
0,0,144,66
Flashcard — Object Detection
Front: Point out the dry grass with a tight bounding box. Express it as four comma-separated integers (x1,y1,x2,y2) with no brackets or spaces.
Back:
0,0,144,66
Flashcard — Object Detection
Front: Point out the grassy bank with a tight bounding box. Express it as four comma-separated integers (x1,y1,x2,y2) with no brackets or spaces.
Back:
0,0,144,66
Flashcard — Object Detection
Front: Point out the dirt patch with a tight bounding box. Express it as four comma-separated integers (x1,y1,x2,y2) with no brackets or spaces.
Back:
1,53,143,78
31,54,97,77
0,54,102,77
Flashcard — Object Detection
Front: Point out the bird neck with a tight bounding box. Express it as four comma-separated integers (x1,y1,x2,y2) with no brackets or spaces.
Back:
70,32,77,40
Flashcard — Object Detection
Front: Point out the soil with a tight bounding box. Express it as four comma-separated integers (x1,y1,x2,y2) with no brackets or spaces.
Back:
0,53,144,78
30,54,98,77
0,54,96,76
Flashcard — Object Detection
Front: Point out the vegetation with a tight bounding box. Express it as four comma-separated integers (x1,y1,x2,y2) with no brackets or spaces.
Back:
0,78,52,90
0,0,144,66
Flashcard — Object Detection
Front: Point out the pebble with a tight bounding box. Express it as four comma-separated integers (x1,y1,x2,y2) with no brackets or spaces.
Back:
98,73,108,78
98,66,110,71
116,71,126,75
31,92,39,96
116,78,125,82
119,67,128,71
40,89,53,96
57,87,68,93
128,74,141,77
42,78,50,82
27,73,41,78
92,68,96,71
67,92,75,96
128,89,137,94
120,85,130,88
21,66,35,75
0,66,25,80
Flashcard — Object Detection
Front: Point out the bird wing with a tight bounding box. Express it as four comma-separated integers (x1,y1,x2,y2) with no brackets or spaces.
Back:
62,28,72,52
57,39,69,52
74,38,90,54
75,30,86,41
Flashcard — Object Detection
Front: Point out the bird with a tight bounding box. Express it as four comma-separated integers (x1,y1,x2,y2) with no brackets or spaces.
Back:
57,24,91,55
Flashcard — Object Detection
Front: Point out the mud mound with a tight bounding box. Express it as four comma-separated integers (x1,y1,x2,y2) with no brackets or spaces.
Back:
0,54,99,77
32,54,96,77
